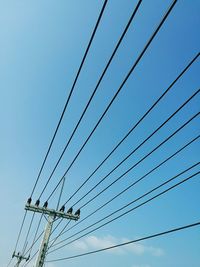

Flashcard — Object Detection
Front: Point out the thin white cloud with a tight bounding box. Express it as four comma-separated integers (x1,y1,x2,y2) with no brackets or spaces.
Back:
68,235,164,257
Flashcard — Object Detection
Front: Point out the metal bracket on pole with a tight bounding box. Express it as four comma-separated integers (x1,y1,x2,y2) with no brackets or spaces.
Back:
25,204,79,220
25,202,80,267
12,252,29,267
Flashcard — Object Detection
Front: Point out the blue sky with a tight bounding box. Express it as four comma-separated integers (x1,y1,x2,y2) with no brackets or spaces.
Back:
0,1,199,267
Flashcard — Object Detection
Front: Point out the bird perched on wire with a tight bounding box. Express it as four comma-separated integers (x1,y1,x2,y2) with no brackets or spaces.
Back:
67,207,73,214
75,209,80,216
59,205,65,212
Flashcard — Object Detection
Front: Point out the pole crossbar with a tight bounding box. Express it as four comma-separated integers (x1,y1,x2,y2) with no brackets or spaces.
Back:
25,204,80,267
25,204,79,221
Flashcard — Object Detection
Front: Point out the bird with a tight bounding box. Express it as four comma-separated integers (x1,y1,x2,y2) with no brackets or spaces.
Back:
27,197,32,205
67,207,73,214
35,199,40,206
74,209,80,216
59,205,65,212
43,201,48,208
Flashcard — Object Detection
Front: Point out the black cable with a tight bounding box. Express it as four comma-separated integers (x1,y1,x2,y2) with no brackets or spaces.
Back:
63,53,199,206
47,221,200,262
48,220,71,250
22,212,35,253
13,1,108,260
77,110,199,211
56,177,66,210
46,0,178,202
50,135,200,240
49,162,200,249
48,93,200,245
37,0,143,203
52,162,200,248
25,214,43,257
50,219,63,237
71,88,200,209
29,0,108,199
13,210,27,252
48,169,200,254
6,258,13,267
23,249,38,267
24,230,44,257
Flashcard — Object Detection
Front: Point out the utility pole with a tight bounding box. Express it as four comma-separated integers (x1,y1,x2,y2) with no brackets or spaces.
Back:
12,252,29,267
25,202,80,267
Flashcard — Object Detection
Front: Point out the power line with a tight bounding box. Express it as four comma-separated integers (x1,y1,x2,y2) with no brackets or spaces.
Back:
18,102,200,260
13,2,108,260
6,258,13,267
49,135,200,243
52,162,200,248
48,220,71,250
46,221,200,262
36,0,143,203
23,230,44,258
25,214,44,257
22,212,35,254
63,53,199,207
47,169,200,254
46,0,178,203
70,88,200,209
48,90,200,245
49,159,200,248
50,219,63,237
13,210,27,253
23,249,38,267
29,0,108,199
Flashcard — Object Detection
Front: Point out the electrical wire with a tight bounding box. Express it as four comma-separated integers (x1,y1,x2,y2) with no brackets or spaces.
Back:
20,105,200,259
46,221,200,262
63,53,200,207
50,219,63,237
56,177,66,210
22,212,36,253
16,2,108,259
48,91,200,245
24,214,44,257
48,220,71,251
51,162,200,248
46,0,178,202
46,54,199,247
23,250,38,267
29,0,108,199
71,88,200,209
23,231,44,257
13,210,27,253
49,135,200,242
47,169,200,254
6,258,13,267
15,2,108,259
36,0,143,204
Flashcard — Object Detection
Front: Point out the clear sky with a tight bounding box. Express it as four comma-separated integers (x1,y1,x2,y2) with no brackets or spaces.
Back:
0,1,199,267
